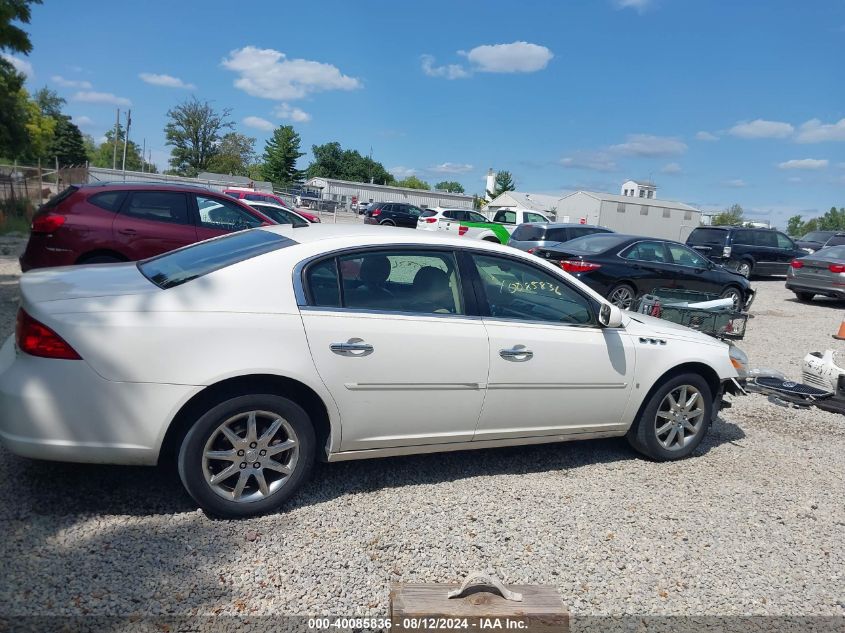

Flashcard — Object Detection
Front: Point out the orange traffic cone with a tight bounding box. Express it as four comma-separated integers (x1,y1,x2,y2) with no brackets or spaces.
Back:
833,315,845,340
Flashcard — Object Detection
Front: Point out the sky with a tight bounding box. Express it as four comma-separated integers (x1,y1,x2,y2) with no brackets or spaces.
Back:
6,0,845,228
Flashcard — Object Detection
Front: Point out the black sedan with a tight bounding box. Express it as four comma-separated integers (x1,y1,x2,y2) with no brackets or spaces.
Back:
533,233,754,310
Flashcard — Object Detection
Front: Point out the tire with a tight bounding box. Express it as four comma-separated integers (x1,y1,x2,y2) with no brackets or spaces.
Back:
719,286,743,310
607,283,637,310
735,260,752,278
78,254,123,265
627,372,713,461
379,219,396,226
794,291,815,302
177,394,316,518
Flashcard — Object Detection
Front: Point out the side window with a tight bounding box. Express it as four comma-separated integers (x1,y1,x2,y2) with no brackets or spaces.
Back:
666,243,707,268
244,193,266,201
754,230,777,248
622,241,670,262
88,191,125,211
337,250,463,314
195,195,263,231
775,232,795,249
467,211,488,223
407,206,422,217
471,254,594,325
306,258,341,308
494,210,517,224
733,231,754,246
122,191,189,224
525,212,546,223
443,210,459,220
381,204,393,213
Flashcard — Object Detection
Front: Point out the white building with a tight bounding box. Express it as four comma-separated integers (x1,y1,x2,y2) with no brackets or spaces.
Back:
621,179,657,199
485,191,563,217
304,177,474,210
556,190,701,241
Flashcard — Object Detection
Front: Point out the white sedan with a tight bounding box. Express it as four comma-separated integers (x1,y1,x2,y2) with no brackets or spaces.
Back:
0,225,747,517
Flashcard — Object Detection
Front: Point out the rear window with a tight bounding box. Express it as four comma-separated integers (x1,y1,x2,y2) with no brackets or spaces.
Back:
88,191,125,211
562,233,629,253
511,224,545,241
138,230,296,289
568,226,611,239
687,228,728,246
825,235,845,247
41,186,79,209
420,210,437,217
818,245,845,258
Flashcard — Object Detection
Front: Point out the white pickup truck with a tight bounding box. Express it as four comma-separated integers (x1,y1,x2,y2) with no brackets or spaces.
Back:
438,207,551,244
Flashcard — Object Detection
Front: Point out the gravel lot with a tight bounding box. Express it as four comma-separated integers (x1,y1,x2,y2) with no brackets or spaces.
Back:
0,230,843,623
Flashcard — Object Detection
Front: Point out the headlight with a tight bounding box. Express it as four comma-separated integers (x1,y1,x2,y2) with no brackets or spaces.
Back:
729,344,749,377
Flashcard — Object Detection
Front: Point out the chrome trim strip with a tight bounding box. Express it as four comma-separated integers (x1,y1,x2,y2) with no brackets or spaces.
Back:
300,306,482,320
344,382,483,391
487,382,628,390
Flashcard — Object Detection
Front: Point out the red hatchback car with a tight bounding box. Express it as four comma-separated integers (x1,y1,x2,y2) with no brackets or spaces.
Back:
20,183,277,271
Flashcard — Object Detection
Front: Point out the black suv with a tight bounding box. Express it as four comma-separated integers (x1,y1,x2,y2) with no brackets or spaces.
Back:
363,202,422,228
686,226,805,277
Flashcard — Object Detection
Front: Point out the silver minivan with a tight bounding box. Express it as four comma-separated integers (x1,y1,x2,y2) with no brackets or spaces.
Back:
508,223,614,253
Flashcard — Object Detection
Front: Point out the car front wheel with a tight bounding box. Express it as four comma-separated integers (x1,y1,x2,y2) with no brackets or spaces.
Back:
720,286,743,310
627,373,712,461
607,284,636,310
178,394,316,518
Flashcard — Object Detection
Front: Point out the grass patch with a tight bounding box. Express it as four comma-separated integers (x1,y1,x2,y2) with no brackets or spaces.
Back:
0,214,30,235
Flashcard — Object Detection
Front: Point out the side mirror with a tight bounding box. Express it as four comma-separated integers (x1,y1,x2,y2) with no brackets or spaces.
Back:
599,303,624,328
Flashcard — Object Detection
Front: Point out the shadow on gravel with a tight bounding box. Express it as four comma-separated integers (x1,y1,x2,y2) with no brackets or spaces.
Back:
2,416,746,519
783,296,845,309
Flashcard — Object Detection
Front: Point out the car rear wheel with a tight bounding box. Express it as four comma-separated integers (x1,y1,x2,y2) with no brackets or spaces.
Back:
627,372,712,461
379,219,396,226
607,284,636,310
735,261,752,278
794,291,815,302
720,286,743,310
178,394,316,518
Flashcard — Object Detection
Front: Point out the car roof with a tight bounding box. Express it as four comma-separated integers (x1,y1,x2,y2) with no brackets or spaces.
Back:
80,182,216,193
257,223,502,249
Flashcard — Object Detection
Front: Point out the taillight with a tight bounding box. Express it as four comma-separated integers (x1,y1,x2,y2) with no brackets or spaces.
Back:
722,246,732,258
15,309,81,360
371,209,381,217
829,263,845,273
424,218,437,223
311,217,321,223
561,260,602,273
31,213,66,234
790,260,804,269
527,248,536,254
458,225,469,236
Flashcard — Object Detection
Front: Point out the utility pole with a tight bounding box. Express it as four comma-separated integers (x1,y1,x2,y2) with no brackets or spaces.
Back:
121,109,132,178
141,138,146,174
112,108,120,170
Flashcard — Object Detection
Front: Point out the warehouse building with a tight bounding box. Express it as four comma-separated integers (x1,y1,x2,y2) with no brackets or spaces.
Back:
303,177,474,210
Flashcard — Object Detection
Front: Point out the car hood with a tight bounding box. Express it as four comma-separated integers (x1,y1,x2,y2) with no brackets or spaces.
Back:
622,311,728,348
20,262,156,304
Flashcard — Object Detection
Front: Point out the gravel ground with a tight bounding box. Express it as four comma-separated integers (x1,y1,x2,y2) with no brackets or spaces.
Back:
0,232,843,624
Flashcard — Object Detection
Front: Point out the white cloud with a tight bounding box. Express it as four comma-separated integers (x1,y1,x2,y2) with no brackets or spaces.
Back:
661,162,683,174
273,103,311,123
139,72,196,89
728,119,794,139
787,176,802,183
609,134,687,157
390,166,417,179
72,115,94,128
795,118,845,143
51,75,92,89
559,152,618,172
429,162,473,174
72,91,131,106
723,179,747,188
778,158,829,170
613,0,652,13
420,55,470,80
221,46,360,101
243,116,275,131
2,53,33,78
462,41,553,73
695,131,719,141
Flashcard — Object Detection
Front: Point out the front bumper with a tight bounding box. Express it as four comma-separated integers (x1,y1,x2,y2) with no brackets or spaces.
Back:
0,336,199,465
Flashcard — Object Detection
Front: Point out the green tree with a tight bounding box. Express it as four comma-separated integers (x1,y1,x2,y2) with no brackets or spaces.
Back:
207,132,256,177
816,206,845,231
0,0,41,159
165,97,232,176
711,203,744,226
305,142,395,185
395,175,430,190
488,170,515,198
0,0,42,54
90,125,155,172
261,125,304,187
20,89,55,161
786,214,805,236
33,88,87,165
435,180,464,193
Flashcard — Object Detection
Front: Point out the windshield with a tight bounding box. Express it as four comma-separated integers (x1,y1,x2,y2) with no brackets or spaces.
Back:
560,233,628,253
138,230,296,289
511,224,545,241
802,231,834,242
687,228,728,245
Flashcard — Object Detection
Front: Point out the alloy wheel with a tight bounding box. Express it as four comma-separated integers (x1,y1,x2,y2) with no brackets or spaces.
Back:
202,410,299,503
721,288,741,310
736,262,751,278
609,286,635,310
654,385,706,451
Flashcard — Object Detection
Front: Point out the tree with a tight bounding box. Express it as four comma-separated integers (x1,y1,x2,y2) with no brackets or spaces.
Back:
165,97,232,176
20,89,55,161
488,170,515,198
0,0,41,159
90,125,155,172
395,175,430,190
207,132,256,177
711,203,744,226
33,88,87,165
0,0,42,54
786,215,805,236
435,180,464,193
305,141,395,185
261,125,304,187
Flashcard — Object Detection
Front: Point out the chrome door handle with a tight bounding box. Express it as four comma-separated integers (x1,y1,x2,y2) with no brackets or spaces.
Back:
499,346,533,361
330,340,374,356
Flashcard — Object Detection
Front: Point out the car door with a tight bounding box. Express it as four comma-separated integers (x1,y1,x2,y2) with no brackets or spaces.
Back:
193,193,267,241
298,248,489,451
751,230,779,274
401,205,422,228
664,242,715,293
467,252,635,440
774,232,801,274
618,240,678,294
112,190,197,259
